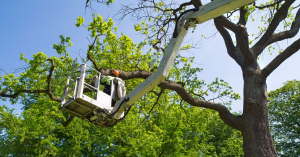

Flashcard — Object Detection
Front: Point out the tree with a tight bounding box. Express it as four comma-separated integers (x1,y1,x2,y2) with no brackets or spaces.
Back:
268,80,300,156
0,15,243,156
1,0,300,156
85,0,299,155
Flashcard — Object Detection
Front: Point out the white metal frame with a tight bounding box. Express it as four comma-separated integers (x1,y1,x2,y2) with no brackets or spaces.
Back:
61,64,118,121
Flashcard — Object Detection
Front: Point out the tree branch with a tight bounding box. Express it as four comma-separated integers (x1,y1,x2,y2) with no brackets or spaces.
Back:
214,17,243,66
235,24,255,66
46,58,61,102
98,67,241,130
252,0,296,57
87,35,100,70
158,80,241,130
254,0,284,10
215,16,255,66
214,16,255,67
191,0,202,8
261,37,300,79
0,59,61,103
264,8,300,46
237,6,247,26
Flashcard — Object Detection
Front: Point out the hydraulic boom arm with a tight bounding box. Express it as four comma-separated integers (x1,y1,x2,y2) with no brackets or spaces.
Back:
99,0,256,125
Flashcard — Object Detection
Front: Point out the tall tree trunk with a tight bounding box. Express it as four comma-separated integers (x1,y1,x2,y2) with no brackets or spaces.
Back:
241,68,277,157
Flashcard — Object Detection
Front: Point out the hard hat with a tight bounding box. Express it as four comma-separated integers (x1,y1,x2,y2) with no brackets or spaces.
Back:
113,70,119,76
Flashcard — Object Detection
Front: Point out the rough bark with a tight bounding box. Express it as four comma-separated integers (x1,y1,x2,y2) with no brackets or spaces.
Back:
241,66,277,156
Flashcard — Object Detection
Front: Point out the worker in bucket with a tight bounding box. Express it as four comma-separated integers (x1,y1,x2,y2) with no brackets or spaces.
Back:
101,70,126,107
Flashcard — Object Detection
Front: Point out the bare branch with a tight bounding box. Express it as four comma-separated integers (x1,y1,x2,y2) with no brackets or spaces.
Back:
261,37,300,79
46,59,61,102
158,120,180,157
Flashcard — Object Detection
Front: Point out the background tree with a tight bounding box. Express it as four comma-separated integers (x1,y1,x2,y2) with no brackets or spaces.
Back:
268,80,300,156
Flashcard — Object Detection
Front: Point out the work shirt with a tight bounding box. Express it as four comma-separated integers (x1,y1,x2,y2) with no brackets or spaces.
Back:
100,76,115,85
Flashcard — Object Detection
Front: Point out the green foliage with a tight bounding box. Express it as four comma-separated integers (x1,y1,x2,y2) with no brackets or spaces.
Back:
0,14,243,156
76,16,84,28
268,80,300,156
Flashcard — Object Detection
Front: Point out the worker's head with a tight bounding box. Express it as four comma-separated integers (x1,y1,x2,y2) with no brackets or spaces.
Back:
112,70,119,77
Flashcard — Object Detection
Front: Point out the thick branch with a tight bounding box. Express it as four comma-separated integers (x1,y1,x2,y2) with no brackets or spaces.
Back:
214,15,239,33
214,18,243,66
158,80,241,130
215,16,254,67
0,89,48,99
235,25,255,66
99,68,152,80
252,0,296,57
97,67,241,129
261,38,300,79
191,0,202,8
237,6,247,26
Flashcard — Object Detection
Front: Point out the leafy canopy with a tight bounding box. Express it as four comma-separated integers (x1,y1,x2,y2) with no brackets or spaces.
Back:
0,14,243,156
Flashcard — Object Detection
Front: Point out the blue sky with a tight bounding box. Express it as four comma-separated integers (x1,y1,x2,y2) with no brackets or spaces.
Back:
1,0,299,113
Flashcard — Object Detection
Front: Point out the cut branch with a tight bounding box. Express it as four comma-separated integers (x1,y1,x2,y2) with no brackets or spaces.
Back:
261,37,300,79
